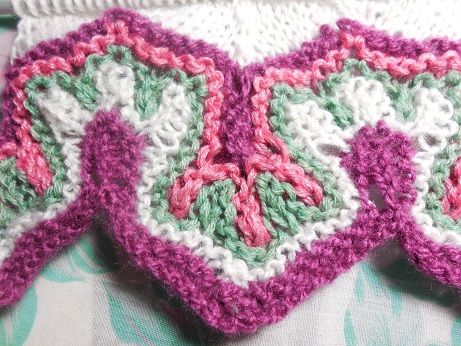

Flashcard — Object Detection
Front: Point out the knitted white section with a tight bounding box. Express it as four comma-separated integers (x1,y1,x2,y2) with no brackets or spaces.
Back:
337,77,395,127
10,0,461,65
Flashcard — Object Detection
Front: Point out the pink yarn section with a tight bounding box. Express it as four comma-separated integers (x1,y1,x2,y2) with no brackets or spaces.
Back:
0,141,16,160
443,157,461,220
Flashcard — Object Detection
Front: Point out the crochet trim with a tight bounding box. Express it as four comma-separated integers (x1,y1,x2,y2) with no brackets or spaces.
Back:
3,8,461,334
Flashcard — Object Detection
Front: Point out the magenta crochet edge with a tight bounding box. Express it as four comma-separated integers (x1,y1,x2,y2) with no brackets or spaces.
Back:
2,8,461,334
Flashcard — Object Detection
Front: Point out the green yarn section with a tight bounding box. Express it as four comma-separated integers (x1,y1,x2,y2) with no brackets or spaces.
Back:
0,202,14,237
0,158,44,236
0,158,42,212
272,59,461,234
257,172,336,240
258,172,303,239
188,179,237,240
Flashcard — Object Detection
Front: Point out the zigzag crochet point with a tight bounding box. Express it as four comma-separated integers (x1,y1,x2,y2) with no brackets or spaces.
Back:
2,7,461,334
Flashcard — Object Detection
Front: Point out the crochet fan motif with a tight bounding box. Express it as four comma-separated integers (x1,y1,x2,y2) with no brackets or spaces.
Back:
2,8,461,334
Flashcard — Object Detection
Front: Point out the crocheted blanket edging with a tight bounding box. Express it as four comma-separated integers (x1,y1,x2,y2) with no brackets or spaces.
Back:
1,8,461,334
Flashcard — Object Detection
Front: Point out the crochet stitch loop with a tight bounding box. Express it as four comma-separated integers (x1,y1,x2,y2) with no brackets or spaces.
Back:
3,8,461,334
444,157,461,219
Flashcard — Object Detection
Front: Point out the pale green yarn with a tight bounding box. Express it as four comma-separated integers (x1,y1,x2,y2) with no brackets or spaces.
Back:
0,158,43,235
257,172,336,240
189,179,238,240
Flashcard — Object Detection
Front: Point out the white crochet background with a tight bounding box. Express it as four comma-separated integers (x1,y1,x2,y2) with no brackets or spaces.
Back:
10,0,461,65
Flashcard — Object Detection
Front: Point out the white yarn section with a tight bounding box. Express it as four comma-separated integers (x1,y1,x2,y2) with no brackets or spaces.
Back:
408,89,461,245
337,77,396,127
10,0,461,65
95,60,136,109
334,77,461,245
37,86,92,203
286,76,396,153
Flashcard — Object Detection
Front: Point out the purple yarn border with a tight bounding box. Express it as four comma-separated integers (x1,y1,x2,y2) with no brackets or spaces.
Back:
1,8,461,334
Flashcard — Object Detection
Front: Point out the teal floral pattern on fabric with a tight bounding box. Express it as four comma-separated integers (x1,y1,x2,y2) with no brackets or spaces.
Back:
0,287,36,346
106,287,202,346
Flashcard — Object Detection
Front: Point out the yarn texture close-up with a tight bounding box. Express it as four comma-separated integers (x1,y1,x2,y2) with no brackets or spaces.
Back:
2,0,461,344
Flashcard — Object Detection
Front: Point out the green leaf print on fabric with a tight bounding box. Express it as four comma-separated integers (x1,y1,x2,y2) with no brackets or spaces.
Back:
0,16,18,35
343,262,422,345
451,317,461,346
344,309,357,346
0,286,37,346
105,286,201,346
40,264,83,283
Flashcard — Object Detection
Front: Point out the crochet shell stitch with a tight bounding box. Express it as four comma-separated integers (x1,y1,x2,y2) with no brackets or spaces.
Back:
2,8,461,334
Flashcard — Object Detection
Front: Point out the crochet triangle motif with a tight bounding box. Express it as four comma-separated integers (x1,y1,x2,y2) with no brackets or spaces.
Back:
2,8,461,334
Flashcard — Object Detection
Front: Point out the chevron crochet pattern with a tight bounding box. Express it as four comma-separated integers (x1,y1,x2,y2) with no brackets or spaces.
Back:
3,8,461,334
